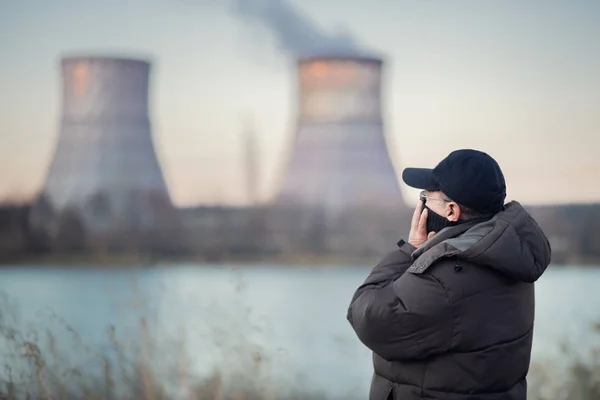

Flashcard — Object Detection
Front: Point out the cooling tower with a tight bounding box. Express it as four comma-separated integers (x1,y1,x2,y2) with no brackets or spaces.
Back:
32,55,176,235
274,55,403,215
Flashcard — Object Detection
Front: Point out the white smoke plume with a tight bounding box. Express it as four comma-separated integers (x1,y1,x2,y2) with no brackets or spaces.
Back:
189,0,365,57
231,0,361,56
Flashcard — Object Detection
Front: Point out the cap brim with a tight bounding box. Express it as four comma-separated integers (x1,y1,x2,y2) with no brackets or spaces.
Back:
402,168,439,190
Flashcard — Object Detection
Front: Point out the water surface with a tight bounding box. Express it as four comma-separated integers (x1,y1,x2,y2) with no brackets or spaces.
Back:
0,264,598,397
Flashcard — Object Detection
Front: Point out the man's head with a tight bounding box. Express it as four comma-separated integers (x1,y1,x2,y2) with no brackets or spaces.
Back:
403,149,507,224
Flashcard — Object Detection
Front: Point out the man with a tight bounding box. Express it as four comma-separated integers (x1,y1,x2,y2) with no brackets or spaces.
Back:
347,149,551,400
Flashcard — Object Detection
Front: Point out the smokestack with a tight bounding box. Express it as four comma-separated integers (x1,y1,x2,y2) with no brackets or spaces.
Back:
31,55,177,234
274,55,403,215
243,116,259,206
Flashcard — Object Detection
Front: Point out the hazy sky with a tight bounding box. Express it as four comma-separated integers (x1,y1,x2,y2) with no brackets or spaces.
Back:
1,0,599,206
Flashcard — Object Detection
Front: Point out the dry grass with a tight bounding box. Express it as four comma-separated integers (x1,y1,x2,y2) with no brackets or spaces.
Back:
1,288,599,400
0,323,332,400
528,322,600,400
0,290,335,400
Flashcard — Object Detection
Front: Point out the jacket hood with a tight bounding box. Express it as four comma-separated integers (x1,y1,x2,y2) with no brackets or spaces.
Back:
408,201,552,283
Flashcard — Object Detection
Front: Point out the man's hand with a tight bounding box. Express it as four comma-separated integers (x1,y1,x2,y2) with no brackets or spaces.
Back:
408,201,436,248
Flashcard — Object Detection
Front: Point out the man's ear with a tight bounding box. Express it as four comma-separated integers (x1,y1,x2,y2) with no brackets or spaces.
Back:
447,202,461,222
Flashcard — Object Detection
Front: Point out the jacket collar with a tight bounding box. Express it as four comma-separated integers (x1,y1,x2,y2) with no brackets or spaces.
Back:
407,218,489,274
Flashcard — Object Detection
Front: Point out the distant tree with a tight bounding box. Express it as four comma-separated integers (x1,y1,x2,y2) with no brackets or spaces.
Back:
300,206,329,254
142,189,187,255
0,203,29,259
54,208,88,253
574,205,600,260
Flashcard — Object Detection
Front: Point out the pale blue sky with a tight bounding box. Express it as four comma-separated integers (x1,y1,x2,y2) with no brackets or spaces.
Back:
1,0,599,206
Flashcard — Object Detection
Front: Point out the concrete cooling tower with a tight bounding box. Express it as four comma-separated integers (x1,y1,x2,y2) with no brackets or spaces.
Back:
31,55,177,235
274,55,403,216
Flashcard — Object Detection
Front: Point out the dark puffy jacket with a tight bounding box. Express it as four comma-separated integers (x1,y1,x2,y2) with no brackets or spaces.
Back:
347,202,551,400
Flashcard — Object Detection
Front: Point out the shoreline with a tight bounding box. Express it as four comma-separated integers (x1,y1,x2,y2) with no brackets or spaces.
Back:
0,252,378,268
1,253,599,268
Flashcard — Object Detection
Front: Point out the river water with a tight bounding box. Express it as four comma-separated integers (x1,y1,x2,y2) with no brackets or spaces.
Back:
0,264,599,398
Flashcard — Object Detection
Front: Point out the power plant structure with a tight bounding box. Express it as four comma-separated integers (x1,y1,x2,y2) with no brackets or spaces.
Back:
274,54,404,217
30,55,179,241
270,54,410,253
23,52,407,257
242,117,260,207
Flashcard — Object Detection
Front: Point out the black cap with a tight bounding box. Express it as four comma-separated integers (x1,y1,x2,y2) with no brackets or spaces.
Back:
402,149,507,214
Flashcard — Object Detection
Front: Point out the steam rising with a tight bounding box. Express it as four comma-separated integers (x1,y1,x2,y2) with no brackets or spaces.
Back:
223,0,365,57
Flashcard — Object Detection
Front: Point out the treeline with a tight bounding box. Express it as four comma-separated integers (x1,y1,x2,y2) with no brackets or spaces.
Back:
178,203,412,262
0,199,411,264
0,200,599,265
527,203,600,265
0,199,188,263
